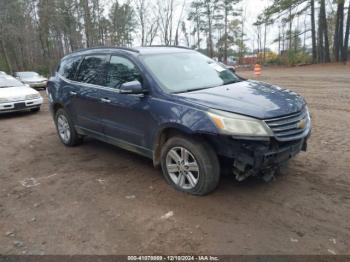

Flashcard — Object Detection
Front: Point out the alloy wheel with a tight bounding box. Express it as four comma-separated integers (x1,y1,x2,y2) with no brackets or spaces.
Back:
57,114,71,143
165,147,200,190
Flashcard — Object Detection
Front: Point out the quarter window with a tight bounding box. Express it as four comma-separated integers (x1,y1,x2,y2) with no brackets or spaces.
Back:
106,56,141,88
57,56,81,80
76,55,107,86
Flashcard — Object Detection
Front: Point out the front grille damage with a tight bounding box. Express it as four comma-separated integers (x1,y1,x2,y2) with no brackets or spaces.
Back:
209,134,309,182
230,138,307,182
264,107,310,142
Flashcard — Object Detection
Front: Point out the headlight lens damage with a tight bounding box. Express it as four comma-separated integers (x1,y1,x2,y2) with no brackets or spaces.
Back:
208,109,273,137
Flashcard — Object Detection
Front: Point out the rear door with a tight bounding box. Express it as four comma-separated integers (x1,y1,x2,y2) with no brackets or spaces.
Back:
56,55,82,123
73,54,108,134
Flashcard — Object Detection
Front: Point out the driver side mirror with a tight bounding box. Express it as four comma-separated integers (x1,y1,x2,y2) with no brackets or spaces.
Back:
119,81,147,95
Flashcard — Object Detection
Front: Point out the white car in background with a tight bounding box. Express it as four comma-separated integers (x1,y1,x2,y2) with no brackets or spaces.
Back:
14,71,48,89
0,71,8,76
0,75,43,114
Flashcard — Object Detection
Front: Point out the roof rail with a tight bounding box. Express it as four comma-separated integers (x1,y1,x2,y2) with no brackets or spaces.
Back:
113,46,140,53
142,45,192,50
67,46,140,56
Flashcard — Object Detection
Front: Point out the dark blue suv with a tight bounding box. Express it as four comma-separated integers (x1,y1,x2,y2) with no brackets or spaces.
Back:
47,46,311,195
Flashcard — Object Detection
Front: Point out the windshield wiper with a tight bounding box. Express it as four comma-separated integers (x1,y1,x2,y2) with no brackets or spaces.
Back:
174,86,217,94
0,86,15,88
223,80,241,85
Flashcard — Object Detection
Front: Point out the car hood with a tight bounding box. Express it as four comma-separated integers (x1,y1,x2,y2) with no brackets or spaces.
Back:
175,80,305,119
0,86,40,99
21,77,47,82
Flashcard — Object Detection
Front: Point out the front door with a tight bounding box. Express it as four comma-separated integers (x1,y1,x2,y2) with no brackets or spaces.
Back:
99,55,153,151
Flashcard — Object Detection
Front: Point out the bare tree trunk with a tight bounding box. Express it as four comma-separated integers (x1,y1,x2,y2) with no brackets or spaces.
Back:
136,0,145,45
318,0,331,63
0,38,12,74
196,12,200,49
81,0,93,47
289,7,293,50
224,6,228,64
342,1,350,62
311,0,317,63
334,1,344,62
174,0,186,46
278,25,281,55
282,26,285,52
318,4,324,62
169,0,174,45
207,4,213,57
322,0,331,62
240,16,245,59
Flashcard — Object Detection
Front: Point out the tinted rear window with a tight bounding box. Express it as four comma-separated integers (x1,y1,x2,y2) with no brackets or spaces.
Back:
58,56,82,80
75,55,107,86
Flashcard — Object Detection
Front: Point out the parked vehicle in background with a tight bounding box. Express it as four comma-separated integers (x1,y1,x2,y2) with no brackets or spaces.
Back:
14,71,48,89
0,71,8,76
0,75,43,114
47,47,311,195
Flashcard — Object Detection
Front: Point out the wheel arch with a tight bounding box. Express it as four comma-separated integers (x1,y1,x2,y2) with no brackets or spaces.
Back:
52,102,64,115
152,124,213,167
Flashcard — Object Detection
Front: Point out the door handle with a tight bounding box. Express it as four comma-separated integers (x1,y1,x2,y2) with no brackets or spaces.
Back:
100,98,111,103
69,91,77,96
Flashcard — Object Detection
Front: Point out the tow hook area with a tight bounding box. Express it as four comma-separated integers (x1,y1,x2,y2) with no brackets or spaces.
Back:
233,159,278,182
229,138,306,182
233,160,255,182
261,167,278,182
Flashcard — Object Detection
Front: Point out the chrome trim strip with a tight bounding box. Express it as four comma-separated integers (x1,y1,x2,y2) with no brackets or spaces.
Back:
264,109,305,121
57,74,121,93
264,108,311,141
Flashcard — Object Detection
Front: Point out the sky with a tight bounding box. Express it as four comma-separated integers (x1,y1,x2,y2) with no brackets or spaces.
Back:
111,0,280,51
239,0,271,50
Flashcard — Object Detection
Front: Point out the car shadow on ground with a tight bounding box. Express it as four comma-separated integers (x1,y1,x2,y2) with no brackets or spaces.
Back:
0,110,39,120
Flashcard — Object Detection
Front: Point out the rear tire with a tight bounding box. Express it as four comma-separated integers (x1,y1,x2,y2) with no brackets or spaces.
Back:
160,135,220,196
55,108,83,147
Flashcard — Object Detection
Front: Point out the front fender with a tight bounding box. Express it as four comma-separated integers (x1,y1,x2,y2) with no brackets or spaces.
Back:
148,98,219,166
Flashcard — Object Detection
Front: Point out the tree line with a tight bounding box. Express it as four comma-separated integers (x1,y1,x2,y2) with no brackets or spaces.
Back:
0,0,349,75
255,0,350,64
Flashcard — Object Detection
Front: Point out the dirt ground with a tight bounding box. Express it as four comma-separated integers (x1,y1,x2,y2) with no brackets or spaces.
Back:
0,64,350,255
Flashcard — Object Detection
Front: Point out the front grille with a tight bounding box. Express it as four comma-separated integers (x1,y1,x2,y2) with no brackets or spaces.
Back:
264,108,310,141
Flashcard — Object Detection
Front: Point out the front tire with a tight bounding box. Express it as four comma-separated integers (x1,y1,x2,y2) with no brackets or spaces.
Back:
160,135,220,195
55,108,83,147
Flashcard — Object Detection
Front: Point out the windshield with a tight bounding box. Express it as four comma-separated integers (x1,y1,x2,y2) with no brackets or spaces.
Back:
0,77,25,88
142,52,241,93
17,72,39,78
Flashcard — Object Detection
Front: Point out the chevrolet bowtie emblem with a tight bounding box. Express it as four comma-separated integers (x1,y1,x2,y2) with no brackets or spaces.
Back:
297,119,306,129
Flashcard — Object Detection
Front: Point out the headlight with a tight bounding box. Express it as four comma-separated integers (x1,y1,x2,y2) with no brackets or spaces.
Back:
25,94,41,100
208,109,273,137
0,98,9,103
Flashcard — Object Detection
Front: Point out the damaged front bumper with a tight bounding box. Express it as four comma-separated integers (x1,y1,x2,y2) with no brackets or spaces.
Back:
208,134,310,181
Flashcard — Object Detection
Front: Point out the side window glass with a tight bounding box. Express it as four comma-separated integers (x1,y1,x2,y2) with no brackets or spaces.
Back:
76,55,107,86
106,56,141,88
58,56,81,80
